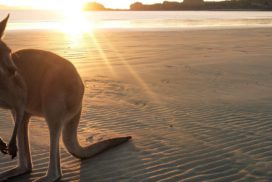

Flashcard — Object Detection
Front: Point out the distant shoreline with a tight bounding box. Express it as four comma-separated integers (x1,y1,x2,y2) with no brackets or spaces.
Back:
1,9,271,11
1,0,272,12
0,8,271,12
91,9,272,12
2,7,272,12
84,1,272,12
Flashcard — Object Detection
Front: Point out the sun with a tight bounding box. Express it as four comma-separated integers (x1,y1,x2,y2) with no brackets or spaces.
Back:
59,10,92,34
54,1,93,36
41,0,93,48
21,0,93,34
22,0,93,35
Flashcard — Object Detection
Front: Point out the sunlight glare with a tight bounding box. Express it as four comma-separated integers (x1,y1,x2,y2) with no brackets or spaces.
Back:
57,2,94,47
59,11,93,35
52,1,91,35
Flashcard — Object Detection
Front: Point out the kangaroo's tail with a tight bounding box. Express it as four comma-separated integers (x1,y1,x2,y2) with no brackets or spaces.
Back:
62,109,131,159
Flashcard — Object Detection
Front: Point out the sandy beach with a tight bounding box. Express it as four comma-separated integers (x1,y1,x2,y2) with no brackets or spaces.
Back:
1,28,272,181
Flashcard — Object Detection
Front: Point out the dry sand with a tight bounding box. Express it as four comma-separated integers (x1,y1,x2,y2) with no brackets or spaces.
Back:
1,28,272,181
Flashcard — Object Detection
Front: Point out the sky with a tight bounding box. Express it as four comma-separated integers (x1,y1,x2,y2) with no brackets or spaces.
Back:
0,0,223,9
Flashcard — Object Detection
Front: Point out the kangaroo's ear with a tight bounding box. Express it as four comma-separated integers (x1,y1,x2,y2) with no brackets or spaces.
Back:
0,14,9,39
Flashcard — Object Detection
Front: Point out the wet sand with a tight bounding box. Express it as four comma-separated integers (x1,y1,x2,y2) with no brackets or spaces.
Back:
1,28,272,181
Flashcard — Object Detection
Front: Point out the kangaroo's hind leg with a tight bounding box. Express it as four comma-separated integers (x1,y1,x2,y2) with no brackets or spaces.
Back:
0,112,32,180
34,103,64,182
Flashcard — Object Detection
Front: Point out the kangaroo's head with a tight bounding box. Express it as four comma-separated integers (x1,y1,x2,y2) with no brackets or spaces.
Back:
0,14,17,77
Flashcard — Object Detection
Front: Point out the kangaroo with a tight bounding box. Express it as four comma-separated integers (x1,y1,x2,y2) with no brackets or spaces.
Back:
0,14,131,182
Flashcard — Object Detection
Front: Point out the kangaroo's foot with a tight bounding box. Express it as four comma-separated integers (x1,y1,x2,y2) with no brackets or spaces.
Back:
0,166,31,181
34,173,61,182
8,142,17,159
0,138,8,154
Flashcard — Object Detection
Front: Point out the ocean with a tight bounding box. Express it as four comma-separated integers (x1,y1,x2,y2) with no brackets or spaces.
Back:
0,10,272,31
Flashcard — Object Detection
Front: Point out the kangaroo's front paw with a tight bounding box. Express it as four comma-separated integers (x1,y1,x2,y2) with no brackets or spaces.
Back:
0,138,8,154
8,143,17,159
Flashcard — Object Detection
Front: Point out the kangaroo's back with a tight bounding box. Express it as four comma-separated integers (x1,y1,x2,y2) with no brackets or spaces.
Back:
12,49,84,116
12,49,82,85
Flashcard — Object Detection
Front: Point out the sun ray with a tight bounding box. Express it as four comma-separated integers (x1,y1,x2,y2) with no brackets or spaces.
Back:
97,33,176,125
98,33,161,103
89,33,117,77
